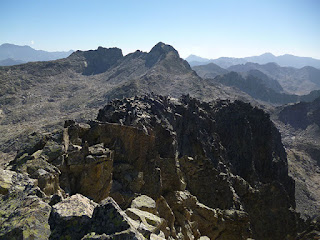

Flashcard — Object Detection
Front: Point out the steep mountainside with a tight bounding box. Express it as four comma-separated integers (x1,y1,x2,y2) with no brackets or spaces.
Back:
244,69,283,92
228,62,320,95
0,43,73,64
0,42,251,166
186,52,320,69
279,97,320,129
0,95,302,239
272,97,320,219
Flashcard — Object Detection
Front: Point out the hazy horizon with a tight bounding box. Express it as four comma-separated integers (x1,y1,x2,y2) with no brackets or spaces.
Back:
1,0,319,59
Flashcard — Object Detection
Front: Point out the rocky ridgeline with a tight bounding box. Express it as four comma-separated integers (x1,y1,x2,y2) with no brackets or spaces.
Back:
279,97,320,130
0,95,312,239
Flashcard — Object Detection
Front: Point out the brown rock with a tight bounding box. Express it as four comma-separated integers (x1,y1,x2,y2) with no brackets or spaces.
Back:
59,139,114,202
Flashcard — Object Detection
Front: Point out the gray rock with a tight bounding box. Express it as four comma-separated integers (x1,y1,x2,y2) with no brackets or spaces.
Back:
91,197,141,237
131,195,157,215
49,194,97,240
0,168,51,239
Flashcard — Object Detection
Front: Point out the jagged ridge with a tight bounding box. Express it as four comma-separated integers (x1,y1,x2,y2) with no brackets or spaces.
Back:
1,95,302,239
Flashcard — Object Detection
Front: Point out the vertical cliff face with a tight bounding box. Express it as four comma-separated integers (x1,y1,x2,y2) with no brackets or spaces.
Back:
97,95,298,239
69,47,124,75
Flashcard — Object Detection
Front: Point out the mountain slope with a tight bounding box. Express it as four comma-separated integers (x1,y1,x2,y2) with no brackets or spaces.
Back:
0,42,250,161
244,69,283,92
192,63,284,93
272,97,320,219
0,43,73,64
0,58,25,66
192,62,229,79
213,72,320,104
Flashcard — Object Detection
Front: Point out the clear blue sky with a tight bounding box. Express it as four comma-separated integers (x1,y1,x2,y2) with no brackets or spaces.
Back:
1,0,319,59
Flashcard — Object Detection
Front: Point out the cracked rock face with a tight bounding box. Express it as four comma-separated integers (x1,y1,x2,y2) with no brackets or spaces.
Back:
0,94,304,239
97,94,298,239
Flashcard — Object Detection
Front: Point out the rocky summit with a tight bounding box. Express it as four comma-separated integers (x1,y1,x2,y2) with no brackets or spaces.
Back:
0,94,309,239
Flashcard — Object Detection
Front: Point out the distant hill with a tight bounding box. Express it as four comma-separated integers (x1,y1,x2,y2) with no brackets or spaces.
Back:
192,62,320,104
192,63,284,94
212,71,320,105
192,62,228,79
185,54,209,63
279,96,320,130
186,52,320,69
228,62,320,95
0,58,25,66
0,43,73,65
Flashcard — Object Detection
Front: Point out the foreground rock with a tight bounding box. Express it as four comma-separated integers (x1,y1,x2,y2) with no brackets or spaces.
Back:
97,94,298,239
0,168,51,239
49,195,143,240
2,94,308,239
49,194,97,239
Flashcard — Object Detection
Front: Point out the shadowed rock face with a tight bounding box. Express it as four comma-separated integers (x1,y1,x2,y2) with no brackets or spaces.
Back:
97,94,298,239
279,97,320,130
97,95,293,194
70,47,123,75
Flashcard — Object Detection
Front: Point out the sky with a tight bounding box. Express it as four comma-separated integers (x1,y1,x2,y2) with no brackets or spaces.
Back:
1,0,319,59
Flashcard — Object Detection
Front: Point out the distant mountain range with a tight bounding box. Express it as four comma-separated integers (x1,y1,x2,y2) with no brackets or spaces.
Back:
193,61,320,95
228,62,320,95
212,71,320,105
192,61,320,103
0,43,73,65
0,58,25,66
186,53,320,69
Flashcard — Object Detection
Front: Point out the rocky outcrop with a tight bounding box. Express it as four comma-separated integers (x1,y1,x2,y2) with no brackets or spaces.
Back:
70,47,124,75
49,194,143,240
97,94,299,239
59,138,114,202
164,190,251,240
49,194,97,239
0,168,51,239
297,217,320,240
1,94,303,239
279,96,320,129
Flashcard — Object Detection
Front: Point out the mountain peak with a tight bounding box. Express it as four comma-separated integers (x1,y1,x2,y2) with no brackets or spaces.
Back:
185,54,210,63
260,52,275,57
146,42,179,67
149,42,179,56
